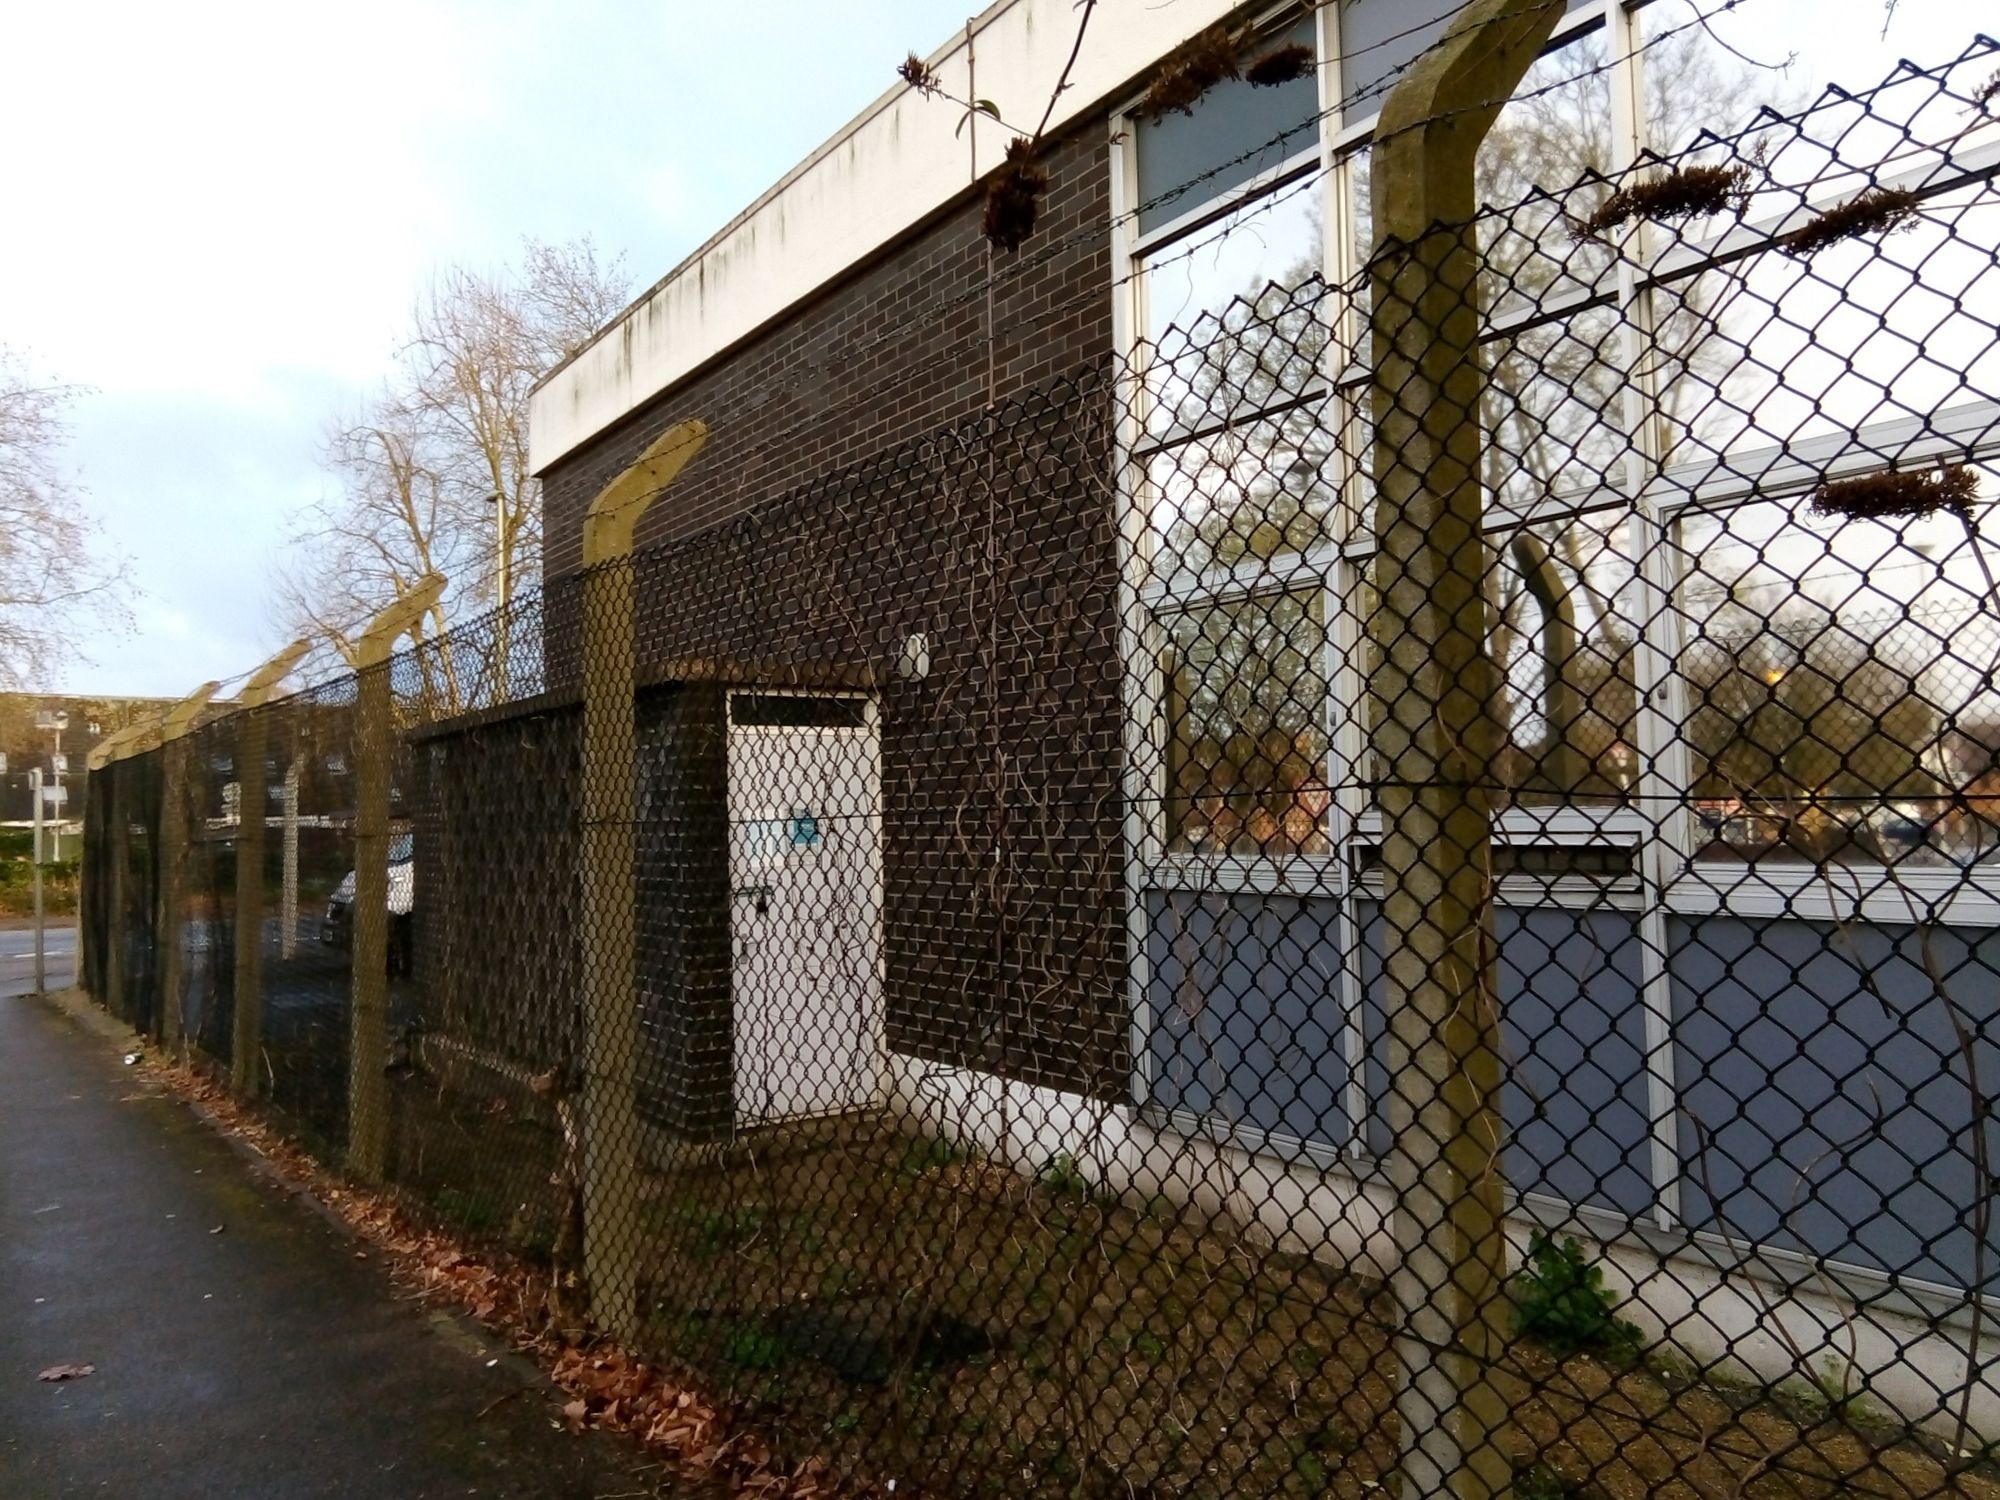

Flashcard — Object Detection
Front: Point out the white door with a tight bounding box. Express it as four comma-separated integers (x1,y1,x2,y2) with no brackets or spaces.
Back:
727,694,884,1125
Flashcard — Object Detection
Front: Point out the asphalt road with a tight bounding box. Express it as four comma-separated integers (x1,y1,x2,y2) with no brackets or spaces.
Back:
0,920,76,998
0,962,684,1497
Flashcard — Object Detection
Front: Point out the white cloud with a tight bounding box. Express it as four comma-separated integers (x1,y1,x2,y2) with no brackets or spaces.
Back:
0,0,966,692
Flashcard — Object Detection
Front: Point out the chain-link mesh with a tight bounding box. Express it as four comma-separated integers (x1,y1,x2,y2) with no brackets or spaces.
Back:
77,35,2000,1500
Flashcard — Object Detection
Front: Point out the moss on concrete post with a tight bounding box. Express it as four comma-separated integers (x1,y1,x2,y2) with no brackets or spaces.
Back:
579,419,707,1341
96,724,148,1016
348,580,444,1184
87,728,138,1009
157,684,221,1049
1366,5,1563,1498
231,642,310,1098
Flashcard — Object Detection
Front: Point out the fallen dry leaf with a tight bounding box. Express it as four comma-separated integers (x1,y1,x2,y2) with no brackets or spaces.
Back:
38,1363,95,1382
132,1054,911,1499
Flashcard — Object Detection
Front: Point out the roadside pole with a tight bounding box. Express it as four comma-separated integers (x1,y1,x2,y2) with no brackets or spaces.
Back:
578,418,707,1341
31,768,45,994
348,576,446,1184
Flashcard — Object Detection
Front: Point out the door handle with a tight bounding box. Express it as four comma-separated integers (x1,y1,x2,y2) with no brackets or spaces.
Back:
733,884,772,915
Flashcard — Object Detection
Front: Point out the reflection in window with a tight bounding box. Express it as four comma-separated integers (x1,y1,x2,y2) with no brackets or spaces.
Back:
1633,4,2000,467
1490,513,1643,807
1141,186,1327,439
1163,592,1330,856
1146,410,1338,579
1358,518,1643,812
1674,485,2000,865
1483,303,1627,508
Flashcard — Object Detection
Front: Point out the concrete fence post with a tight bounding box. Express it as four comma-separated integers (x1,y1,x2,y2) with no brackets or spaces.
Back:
281,760,300,960
578,419,707,1341
157,683,222,1050
77,761,93,996
1365,4,1563,1499
232,641,310,1098
85,735,120,1001
348,576,446,1184
89,722,145,1015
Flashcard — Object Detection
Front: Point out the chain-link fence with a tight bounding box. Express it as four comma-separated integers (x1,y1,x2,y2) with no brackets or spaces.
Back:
79,35,2000,1500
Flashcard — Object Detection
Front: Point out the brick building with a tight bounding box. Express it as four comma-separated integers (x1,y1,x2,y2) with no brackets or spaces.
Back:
416,0,2000,1427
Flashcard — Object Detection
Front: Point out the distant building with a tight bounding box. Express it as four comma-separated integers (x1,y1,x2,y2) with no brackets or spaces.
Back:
0,694,184,825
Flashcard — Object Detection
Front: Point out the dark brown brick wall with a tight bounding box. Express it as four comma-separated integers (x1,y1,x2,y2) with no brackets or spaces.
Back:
534,118,1129,1104
538,121,1115,569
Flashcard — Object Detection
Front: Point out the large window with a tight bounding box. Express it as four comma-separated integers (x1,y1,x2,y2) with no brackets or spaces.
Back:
1672,475,2000,869
1119,1,2000,902
1162,590,1331,856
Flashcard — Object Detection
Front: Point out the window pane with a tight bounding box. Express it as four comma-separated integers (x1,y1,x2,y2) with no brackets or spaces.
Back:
1635,7,2000,465
1133,12,1318,236
1491,512,1645,808
1476,28,1617,329
1357,515,1644,811
1141,183,1328,440
1144,411,1339,580
1656,179,2000,465
1673,478,2000,866
1339,0,1599,123
1337,0,1462,118
1163,591,1331,857
1483,303,1628,506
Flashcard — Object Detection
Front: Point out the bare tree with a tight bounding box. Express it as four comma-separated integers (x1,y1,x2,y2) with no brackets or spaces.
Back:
274,237,630,694
0,349,129,688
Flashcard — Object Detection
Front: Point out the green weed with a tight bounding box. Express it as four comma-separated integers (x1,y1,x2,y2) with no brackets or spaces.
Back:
1038,1152,1091,1200
898,1134,973,1176
721,1322,785,1371
1515,1461,1578,1500
1512,1233,1641,1360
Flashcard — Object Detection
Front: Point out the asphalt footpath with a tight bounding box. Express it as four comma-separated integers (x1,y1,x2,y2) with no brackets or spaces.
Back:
0,969,675,1499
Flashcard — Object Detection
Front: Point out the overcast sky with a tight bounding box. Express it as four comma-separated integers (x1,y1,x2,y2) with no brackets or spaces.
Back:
0,0,1977,698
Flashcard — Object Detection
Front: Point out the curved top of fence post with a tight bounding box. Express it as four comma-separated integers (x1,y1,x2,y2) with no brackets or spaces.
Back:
353,574,447,670
582,419,708,567
161,683,223,745
88,719,150,771
1371,0,1565,240
239,639,312,710
129,709,174,756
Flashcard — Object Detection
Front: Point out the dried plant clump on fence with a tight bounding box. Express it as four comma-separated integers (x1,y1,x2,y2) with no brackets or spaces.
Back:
1810,463,1981,523
1244,42,1313,89
1579,162,1750,236
1780,185,1922,256
1141,25,1244,119
982,136,1049,253
896,52,942,97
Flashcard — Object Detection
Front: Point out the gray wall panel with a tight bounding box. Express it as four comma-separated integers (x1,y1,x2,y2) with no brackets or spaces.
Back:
1146,891,1357,1149
1670,914,2000,1290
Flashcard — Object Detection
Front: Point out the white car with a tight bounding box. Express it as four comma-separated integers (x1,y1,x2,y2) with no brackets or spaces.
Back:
321,832,415,974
